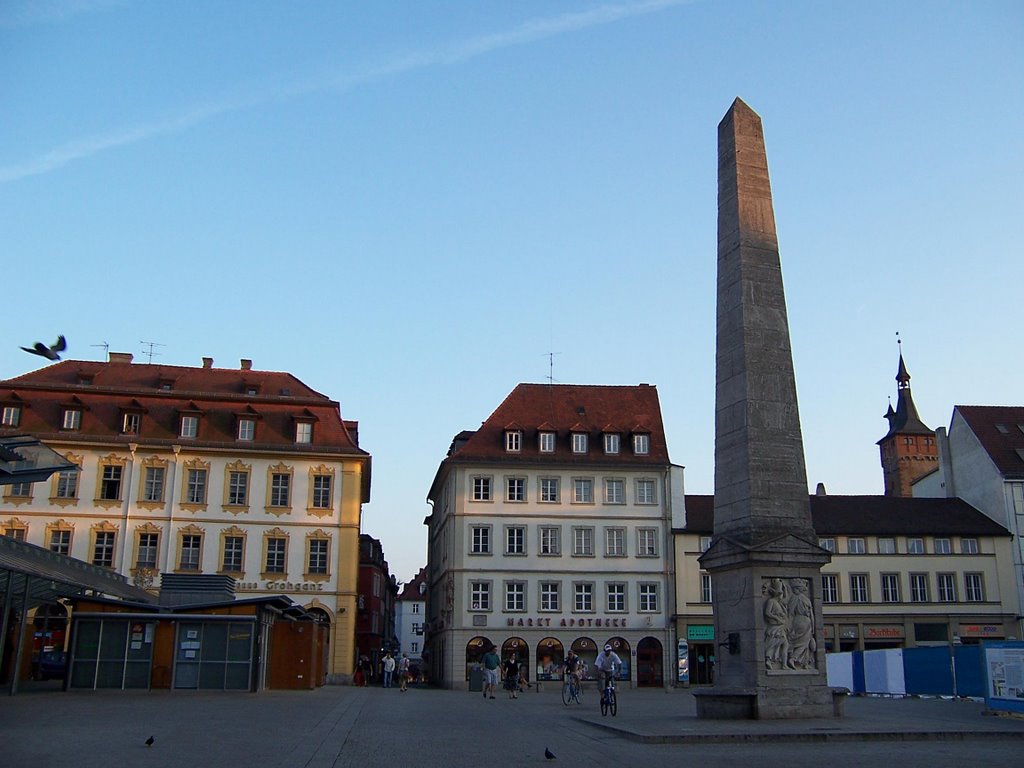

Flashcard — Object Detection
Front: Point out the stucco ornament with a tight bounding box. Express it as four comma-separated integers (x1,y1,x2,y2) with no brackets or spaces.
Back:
762,577,816,671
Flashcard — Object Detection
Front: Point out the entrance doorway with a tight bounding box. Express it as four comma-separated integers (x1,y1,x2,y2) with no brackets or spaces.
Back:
690,643,715,684
637,637,663,687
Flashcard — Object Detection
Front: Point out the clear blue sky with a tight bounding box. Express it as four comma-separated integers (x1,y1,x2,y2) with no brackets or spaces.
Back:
2,1,1022,583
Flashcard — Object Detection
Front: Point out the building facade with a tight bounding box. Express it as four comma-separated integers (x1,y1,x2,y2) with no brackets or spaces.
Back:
424,383,682,690
355,534,398,680
674,492,1017,685
0,355,370,678
396,566,427,675
914,405,1024,637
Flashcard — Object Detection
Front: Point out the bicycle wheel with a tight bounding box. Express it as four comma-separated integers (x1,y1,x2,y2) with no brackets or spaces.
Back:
573,682,582,704
600,689,608,716
609,689,617,716
562,680,572,706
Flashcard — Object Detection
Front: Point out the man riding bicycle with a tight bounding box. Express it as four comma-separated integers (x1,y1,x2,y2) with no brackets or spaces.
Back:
564,650,582,686
593,644,622,693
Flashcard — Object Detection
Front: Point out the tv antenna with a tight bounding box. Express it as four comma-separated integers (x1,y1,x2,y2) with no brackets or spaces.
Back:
91,341,110,361
544,351,562,384
140,341,166,364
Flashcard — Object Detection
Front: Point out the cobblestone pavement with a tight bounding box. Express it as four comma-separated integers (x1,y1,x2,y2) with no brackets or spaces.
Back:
2,683,1023,768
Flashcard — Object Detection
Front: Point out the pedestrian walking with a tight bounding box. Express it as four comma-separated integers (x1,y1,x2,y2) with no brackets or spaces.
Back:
399,654,411,691
503,653,520,699
481,645,500,699
383,652,396,688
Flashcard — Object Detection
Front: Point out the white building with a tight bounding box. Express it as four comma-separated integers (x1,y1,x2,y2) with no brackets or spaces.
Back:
914,405,1024,637
424,383,682,690
395,566,427,671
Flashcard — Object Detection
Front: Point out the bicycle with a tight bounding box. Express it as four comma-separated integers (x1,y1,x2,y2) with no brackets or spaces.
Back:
561,674,582,705
599,677,617,717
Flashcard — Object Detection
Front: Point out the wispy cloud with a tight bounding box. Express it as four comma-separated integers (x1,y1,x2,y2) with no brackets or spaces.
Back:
0,0,128,29
0,0,691,184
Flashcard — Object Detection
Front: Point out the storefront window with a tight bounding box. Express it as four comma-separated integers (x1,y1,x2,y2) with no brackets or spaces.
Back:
535,637,564,680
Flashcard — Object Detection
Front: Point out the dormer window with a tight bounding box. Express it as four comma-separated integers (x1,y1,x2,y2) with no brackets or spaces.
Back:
505,430,521,452
296,422,313,444
572,433,588,454
62,409,82,430
238,418,255,441
538,431,555,453
180,415,199,439
603,433,620,454
1,405,20,428
633,433,650,455
122,412,140,435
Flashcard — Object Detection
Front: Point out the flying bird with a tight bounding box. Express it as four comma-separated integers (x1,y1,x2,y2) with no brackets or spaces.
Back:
21,335,66,361
544,748,556,760
145,736,155,747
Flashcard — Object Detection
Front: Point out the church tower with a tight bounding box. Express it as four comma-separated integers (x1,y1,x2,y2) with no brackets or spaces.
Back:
877,344,937,496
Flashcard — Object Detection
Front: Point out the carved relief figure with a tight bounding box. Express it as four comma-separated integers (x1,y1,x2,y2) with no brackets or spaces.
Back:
786,578,816,669
762,578,789,670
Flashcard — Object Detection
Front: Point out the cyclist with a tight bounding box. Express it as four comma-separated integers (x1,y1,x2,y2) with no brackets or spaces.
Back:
564,650,582,688
593,644,622,700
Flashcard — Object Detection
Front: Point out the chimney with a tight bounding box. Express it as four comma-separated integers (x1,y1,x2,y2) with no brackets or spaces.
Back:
240,359,252,370
202,357,213,369
815,482,827,496
109,352,133,364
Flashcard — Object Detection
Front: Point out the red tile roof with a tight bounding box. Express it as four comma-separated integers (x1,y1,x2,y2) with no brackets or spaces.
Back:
956,405,1024,480
398,566,428,601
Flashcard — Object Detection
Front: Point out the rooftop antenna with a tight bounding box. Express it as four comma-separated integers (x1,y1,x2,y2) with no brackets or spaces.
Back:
90,341,110,362
139,341,166,364
544,351,562,384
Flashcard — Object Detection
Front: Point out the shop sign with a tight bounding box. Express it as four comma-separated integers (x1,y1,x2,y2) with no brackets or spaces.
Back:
687,625,714,641
961,625,1001,637
839,625,859,640
865,625,904,639
506,617,628,628
236,581,326,592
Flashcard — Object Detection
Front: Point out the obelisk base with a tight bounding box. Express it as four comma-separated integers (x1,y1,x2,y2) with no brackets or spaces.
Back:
694,683,846,720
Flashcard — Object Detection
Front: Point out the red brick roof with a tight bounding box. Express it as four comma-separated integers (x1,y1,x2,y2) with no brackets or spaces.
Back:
445,383,669,466
0,359,367,457
956,405,1024,480
399,566,428,601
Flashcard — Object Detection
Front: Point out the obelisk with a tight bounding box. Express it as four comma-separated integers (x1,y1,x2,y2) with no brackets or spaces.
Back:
695,98,838,719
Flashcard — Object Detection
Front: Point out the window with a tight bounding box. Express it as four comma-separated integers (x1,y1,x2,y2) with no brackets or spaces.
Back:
573,527,594,557
55,469,78,499
821,574,838,603
878,537,896,555
604,433,620,454
295,422,313,444
910,573,929,603
411,643,418,654
237,418,255,441
1,405,20,427
934,537,952,555
265,538,286,573
93,531,116,567
605,527,625,557
574,583,594,612
573,478,593,504
472,476,492,501
637,528,658,557
849,574,869,603
62,409,81,430
961,538,979,554
505,526,525,555
604,478,624,504
180,415,199,438
539,526,560,556
638,583,659,612
270,473,290,507
964,573,985,602
179,534,202,570
6,482,32,497
607,583,626,612
937,572,957,602
881,573,901,603
223,536,244,572
701,573,714,603
308,539,329,575
907,537,925,554
539,432,555,453
186,468,208,504
633,434,650,455
228,471,249,506
312,474,332,509
50,529,71,556
540,477,560,503
540,581,560,611
471,526,491,554
136,533,159,569
3,527,26,540
143,467,165,503
505,476,526,502
572,433,588,454
505,582,526,611
122,412,140,435
505,430,521,452
847,537,866,555
100,465,122,501
818,537,836,553
471,581,491,611
635,478,656,505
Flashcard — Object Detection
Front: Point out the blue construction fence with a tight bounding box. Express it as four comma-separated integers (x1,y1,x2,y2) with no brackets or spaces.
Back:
826,646,985,697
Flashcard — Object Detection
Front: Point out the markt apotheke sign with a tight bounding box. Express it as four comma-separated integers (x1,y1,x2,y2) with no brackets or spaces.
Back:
236,581,326,592
506,616,629,628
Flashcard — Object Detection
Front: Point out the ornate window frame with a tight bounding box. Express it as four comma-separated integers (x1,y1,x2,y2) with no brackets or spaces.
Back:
223,460,252,514
137,456,169,510
180,457,211,513
307,464,336,517
304,529,332,581
49,453,82,507
89,521,119,568
45,519,74,555
175,523,205,573
219,525,247,576
261,527,290,577
265,462,294,516
95,454,128,509
132,522,162,574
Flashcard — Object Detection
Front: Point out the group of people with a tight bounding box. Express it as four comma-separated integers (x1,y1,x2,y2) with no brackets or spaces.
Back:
479,644,623,700
354,652,414,690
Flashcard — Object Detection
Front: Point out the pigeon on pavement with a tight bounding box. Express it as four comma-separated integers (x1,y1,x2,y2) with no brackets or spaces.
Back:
544,747,556,760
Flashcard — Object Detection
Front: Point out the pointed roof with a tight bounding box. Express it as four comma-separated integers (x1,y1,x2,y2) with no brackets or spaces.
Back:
955,405,1024,480
879,351,932,442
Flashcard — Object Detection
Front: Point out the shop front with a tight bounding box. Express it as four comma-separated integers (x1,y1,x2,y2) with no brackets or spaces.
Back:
686,624,715,685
